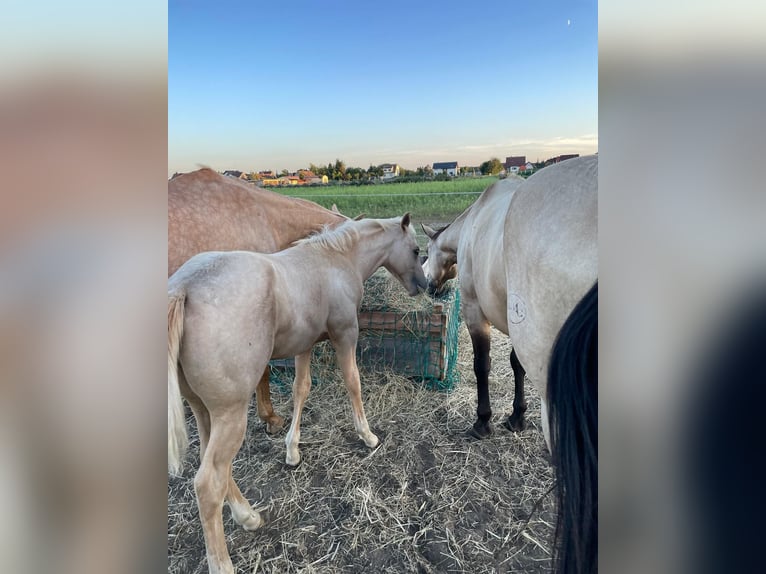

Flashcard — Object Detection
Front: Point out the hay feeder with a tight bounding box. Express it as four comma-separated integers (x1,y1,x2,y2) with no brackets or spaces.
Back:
270,269,462,391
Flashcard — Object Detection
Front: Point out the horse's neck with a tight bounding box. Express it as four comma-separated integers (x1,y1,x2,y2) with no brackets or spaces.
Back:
348,226,391,280
271,203,341,245
440,211,468,252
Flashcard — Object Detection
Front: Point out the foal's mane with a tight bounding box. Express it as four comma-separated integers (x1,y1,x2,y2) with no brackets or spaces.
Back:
295,218,386,253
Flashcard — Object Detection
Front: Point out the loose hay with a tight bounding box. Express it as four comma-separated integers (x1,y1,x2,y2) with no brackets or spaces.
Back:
168,325,555,573
360,268,436,313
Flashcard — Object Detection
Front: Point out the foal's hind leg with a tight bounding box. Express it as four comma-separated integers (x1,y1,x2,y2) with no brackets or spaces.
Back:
181,370,262,531
179,367,211,455
194,404,258,574
503,348,528,431
256,367,285,434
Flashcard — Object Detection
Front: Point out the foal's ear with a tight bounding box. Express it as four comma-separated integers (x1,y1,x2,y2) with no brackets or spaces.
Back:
331,203,339,213
421,223,436,239
353,213,366,221
401,213,411,230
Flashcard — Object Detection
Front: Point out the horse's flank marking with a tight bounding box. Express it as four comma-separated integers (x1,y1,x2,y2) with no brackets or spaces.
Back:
508,293,527,324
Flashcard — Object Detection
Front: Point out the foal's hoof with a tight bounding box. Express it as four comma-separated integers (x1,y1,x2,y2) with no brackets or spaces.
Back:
503,413,527,432
266,415,285,435
285,450,301,468
240,510,264,532
468,420,493,440
363,433,380,449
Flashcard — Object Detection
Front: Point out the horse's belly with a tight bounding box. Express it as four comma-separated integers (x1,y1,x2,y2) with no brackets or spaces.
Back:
271,321,327,359
473,275,509,334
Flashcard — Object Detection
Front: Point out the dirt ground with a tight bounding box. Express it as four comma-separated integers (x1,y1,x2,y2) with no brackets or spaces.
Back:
168,324,555,573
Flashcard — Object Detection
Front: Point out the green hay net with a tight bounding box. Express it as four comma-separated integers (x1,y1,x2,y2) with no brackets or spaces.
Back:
269,269,462,392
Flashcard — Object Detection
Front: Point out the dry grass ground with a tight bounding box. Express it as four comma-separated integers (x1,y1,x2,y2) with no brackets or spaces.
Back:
168,324,555,573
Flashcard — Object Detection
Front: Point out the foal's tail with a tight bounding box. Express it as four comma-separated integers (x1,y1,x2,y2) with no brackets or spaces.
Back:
548,282,598,574
168,291,188,476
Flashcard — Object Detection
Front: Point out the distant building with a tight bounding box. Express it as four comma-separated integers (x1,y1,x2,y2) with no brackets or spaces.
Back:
544,154,579,166
504,156,526,174
222,170,245,179
298,170,328,184
379,163,401,180
432,161,459,176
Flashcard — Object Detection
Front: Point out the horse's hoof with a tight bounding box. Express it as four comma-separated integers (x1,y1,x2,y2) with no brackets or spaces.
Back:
240,510,264,532
285,451,301,468
363,433,380,449
266,415,285,435
503,414,526,432
468,421,493,440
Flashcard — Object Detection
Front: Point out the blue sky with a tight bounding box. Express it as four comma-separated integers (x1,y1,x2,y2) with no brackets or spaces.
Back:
169,0,597,175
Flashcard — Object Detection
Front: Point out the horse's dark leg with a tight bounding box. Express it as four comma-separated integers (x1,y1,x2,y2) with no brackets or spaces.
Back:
469,327,493,439
504,348,528,431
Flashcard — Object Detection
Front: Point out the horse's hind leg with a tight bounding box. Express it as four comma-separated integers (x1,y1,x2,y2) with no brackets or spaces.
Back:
504,348,528,431
194,403,257,574
285,351,313,466
178,367,211,456
256,367,284,434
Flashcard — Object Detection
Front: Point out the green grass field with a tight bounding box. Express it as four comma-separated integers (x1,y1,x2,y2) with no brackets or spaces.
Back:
273,177,497,223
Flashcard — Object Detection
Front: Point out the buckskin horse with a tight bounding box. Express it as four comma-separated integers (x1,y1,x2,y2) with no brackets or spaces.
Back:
423,156,597,574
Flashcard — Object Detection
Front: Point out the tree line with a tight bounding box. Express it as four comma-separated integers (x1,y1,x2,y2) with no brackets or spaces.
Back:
255,157,529,182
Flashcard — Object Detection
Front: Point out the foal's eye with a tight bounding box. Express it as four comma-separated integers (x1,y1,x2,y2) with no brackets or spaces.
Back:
413,248,420,256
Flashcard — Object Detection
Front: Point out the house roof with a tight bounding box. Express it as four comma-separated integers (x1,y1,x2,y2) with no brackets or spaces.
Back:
546,154,580,164
433,161,458,169
504,156,526,168
379,163,398,169
223,170,243,178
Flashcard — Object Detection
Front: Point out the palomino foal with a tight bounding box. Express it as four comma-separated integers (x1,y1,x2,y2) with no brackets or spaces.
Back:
168,214,426,574
169,168,349,434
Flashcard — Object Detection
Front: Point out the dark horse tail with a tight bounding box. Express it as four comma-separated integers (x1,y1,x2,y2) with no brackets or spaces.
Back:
548,282,598,574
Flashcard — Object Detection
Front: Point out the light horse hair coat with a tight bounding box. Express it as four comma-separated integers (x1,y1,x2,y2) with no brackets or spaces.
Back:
424,156,597,573
167,215,426,574
169,168,350,435
423,155,597,446
422,174,528,438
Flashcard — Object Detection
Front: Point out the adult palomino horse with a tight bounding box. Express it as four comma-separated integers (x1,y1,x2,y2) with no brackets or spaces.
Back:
422,174,528,438
422,155,597,445
169,168,349,434
167,215,427,574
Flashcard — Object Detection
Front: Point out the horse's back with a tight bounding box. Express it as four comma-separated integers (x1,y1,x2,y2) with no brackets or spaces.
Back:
459,176,525,333
170,250,279,394
504,156,598,388
168,169,281,275
168,168,345,276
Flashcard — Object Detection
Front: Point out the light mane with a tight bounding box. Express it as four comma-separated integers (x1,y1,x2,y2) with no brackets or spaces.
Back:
296,218,390,253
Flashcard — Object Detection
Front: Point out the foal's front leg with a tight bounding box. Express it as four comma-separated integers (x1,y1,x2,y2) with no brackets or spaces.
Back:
332,330,379,449
285,350,312,466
